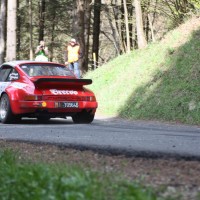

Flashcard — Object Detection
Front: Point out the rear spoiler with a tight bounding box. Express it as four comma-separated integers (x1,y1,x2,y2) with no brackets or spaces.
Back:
33,78,92,85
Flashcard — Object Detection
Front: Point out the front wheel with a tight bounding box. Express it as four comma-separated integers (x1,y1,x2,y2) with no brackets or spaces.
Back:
72,110,94,124
0,94,15,124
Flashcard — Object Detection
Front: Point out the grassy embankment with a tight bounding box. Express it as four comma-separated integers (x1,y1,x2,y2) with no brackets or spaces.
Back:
0,150,173,200
85,17,200,125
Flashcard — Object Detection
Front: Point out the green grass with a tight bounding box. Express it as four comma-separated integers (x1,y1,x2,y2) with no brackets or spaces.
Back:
0,150,173,200
85,18,200,125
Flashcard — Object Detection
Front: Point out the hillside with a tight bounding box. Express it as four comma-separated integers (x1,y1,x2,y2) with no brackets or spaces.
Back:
85,17,200,125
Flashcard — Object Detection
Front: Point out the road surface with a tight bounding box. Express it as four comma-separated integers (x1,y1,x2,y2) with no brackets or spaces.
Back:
0,116,200,159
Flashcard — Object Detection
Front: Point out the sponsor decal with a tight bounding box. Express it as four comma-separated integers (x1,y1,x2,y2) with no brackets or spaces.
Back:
9,73,19,80
50,89,78,95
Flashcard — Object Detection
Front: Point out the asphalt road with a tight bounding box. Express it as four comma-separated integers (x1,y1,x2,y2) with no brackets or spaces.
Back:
0,116,200,159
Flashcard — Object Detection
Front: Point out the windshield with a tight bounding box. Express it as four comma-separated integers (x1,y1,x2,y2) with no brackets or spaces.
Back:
20,64,75,77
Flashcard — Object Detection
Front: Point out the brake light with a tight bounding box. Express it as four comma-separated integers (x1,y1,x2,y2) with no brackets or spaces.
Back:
86,96,96,101
24,95,42,101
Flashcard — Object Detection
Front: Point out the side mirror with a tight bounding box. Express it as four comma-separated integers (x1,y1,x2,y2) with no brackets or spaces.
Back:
9,72,19,81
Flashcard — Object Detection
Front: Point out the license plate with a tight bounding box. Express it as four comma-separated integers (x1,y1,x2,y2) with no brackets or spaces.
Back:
56,102,79,108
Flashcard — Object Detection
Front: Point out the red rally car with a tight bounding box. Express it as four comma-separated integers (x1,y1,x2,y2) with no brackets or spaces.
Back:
0,61,98,124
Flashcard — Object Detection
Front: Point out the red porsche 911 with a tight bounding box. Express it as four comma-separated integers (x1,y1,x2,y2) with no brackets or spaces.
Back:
0,61,98,124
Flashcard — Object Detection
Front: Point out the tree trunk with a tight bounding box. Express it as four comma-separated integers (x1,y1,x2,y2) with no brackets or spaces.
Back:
84,0,92,71
16,0,21,59
49,4,57,62
123,0,131,53
39,0,45,42
29,0,33,60
104,4,121,55
73,0,86,73
6,0,17,61
0,0,6,64
71,1,76,35
113,0,125,54
92,0,101,69
148,14,155,42
134,0,147,49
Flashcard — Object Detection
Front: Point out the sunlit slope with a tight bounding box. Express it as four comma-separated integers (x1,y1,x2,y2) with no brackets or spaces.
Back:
85,17,200,125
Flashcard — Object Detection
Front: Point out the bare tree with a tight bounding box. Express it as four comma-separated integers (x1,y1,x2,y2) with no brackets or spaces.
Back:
73,0,91,73
6,0,17,61
84,0,92,70
39,0,46,41
113,0,125,54
29,0,33,60
0,0,6,64
92,0,101,68
123,0,131,53
104,4,121,55
134,0,147,49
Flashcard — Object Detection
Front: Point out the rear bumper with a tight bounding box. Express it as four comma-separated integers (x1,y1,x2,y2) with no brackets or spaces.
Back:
12,100,98,114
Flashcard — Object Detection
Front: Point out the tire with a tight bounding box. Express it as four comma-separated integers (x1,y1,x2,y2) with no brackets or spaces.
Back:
72,110,94,124
0,94,15,124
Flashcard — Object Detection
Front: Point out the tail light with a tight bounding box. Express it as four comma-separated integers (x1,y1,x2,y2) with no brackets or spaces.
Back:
85,96,96,102
24,95,42,101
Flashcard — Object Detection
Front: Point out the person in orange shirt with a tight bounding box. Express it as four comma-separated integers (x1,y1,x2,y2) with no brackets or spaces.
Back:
64,38,82,78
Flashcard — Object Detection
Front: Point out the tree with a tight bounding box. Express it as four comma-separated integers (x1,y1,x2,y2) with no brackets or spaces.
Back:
29,0,33,60
92,0,101,68
6,0,17,61
123,0,131,53
104,3,121,56
0,0,6,64
72,0,92,73
84,0,92,70
38,0,46,42
134,0,147,49
72,0,84,72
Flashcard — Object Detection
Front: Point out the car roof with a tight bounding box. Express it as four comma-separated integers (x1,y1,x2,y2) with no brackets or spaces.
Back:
1,60,61,67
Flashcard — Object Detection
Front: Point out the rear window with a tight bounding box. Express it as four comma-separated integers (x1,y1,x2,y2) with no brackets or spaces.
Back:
20,64,75,77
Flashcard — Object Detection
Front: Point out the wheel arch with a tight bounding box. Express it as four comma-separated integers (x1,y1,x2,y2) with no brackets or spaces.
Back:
1,89,20,114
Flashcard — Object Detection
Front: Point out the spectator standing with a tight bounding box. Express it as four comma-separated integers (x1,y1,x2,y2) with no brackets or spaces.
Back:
65,38,82,78
35,40,48,61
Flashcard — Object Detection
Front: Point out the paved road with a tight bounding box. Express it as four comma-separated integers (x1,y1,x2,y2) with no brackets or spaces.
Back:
0,116,200,159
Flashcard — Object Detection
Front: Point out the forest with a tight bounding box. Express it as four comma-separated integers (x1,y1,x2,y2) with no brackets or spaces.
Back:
0,0,199,74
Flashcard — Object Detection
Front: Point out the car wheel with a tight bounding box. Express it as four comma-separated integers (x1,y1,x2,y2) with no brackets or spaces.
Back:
0,94,15,124
72,110,94,124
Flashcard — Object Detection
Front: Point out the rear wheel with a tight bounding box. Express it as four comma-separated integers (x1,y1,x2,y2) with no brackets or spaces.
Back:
72,110,94,124
0,94,16,124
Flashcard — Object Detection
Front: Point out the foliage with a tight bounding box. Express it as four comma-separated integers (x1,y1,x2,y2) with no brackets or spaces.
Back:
3,0,200,68
0,150,173,200
17,0,73,63
85,17,200,125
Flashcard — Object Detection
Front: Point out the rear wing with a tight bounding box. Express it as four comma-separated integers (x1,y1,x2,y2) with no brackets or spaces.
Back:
33,78,92,86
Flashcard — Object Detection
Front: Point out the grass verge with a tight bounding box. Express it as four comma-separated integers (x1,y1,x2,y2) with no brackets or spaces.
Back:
0,150,175,200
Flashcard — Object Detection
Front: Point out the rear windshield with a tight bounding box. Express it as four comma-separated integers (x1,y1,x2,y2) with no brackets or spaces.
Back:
20,64,75,77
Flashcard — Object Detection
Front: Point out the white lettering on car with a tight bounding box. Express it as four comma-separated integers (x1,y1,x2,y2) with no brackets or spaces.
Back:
50,89,78,95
